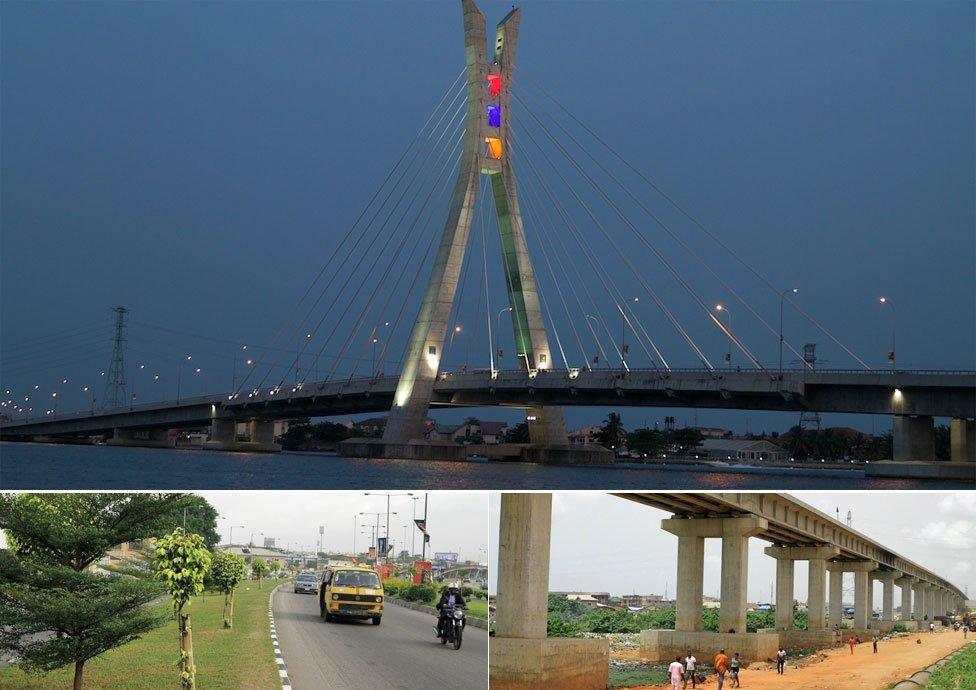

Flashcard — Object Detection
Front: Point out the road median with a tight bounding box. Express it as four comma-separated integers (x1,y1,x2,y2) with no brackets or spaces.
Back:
385,596,490,630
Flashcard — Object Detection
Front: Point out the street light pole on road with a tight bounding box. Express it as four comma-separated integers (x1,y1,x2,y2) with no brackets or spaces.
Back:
879,296,896,368
228,525,244,547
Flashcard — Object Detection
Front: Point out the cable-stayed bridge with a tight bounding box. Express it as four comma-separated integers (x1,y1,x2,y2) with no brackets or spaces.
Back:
2,0,974,468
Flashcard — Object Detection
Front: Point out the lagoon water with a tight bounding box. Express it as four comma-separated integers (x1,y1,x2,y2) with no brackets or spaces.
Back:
0,442,968,490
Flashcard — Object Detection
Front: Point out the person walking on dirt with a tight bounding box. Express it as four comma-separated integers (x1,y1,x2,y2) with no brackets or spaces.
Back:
729,652,741,687
683,653,698,689
929,622,935,633
668,657,685,690
776,647,787,674
714,649,730,690
872,637,878,653
848,635,857,654
964,623,969,639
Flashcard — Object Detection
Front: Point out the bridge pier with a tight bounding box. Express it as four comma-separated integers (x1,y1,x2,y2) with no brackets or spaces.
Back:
892,415,935,461
490,493,609,690
826,560,878,635
644,515,778,662
896,575,917,628
764,545,840,638
950,418,975,462
203,418,281,453
872,570,901,629
106,427,175,449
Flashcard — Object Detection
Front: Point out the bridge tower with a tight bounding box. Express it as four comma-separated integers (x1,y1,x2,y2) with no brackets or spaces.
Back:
360,0,589,462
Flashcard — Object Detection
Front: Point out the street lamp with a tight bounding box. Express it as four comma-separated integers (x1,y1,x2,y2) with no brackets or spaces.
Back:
779,288,798,375
496,307,513,363
620,297,639,366
177,355,192,404
364,492,413,555
879,297,896,369
227,524,245,547
249,531,263,547
715,304,733,369
411,495,421,557
51,391,58,417
82,386,95,415
232,344,248,394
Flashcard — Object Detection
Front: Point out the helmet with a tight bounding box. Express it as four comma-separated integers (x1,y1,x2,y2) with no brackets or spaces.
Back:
449,580,461,590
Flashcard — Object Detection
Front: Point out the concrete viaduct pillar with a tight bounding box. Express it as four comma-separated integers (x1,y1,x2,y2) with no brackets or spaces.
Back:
895,575,916,623
106,427,175,449
950,418,975,462
913,581,927,621
645,515,774,662
204,418,280,453
892,415,935,462
871,570,901,628
827,561,878,630
491,493,609,689
763,545,839,631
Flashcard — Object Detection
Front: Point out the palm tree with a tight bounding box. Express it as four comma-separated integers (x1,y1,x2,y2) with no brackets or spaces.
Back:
595,412,627,449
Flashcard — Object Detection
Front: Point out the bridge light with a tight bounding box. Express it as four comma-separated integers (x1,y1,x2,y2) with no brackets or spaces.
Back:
242,344,248,350
893,388,902,399
153,374,160,380
61,378,68,384
487,104,501,127
487,74,501,96
195,368,201,374
186,355,191,361
139,363,145,369
484,137,503,159
454,325,462,333
34,384,40,389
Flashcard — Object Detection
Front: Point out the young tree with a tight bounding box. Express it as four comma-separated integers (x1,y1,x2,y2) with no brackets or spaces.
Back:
153,528,211,690
627,427,666,457
0,493,190,690
250,557,270,588
209,551,246,629
269,560,282,577
503,422,530,443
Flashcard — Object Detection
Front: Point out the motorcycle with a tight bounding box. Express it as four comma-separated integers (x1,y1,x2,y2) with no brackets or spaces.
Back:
434,606,465,650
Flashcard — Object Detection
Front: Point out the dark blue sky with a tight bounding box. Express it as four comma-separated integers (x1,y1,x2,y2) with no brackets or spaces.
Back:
2,1,973,433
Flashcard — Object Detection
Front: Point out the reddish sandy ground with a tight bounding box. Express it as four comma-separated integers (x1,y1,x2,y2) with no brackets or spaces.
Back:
617,629,973,690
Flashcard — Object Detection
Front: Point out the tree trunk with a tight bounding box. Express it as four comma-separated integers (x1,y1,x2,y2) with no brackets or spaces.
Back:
223,591,232,628
179,612,195,690
73,660,84,690
228,589,235,628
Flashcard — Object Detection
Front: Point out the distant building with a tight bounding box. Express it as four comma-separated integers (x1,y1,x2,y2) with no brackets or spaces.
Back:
621,594,666,609
426,419,508,444
568,426,601,445
263,537,276,548
353,417,388,435
692,427,730,439
222,545,288,568
701,438,788,462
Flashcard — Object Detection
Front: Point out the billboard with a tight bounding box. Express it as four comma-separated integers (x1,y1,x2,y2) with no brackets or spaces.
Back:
435,552,458,562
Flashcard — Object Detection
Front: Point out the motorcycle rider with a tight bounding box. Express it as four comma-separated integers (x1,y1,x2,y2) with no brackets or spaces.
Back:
435,581,467,638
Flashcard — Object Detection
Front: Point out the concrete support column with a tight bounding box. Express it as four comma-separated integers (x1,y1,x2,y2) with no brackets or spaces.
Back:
773,557,795,630
874,570,901,625
896,576,915,621
764,545,838,631
210,418,236,445
913,581,926,621
808,558,828,629
495,493,552,639
892,415,935,461
662,520,705,632
718,517,766,633
248,419,275,446
845,561,878,629
829,568,844,628
950,418,976,462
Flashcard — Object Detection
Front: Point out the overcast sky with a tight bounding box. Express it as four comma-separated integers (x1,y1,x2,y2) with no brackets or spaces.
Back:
2,1,972,436
0,492,489,564
489,492,975,604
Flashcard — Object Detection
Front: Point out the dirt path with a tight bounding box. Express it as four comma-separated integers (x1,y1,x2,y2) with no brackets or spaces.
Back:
620,629,972,690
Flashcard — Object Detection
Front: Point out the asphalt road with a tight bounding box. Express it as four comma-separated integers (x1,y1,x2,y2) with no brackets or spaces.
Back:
272,587,488,689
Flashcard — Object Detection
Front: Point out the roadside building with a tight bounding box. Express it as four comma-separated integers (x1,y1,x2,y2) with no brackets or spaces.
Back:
568,426,601,445
700,438,788,462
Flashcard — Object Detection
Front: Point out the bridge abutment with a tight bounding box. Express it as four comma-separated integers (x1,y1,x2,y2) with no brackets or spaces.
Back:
106,427,175,449
491,493,609,690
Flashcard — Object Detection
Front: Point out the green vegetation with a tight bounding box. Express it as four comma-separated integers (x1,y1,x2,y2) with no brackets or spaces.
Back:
547,595,807,636
610,666,669,688
926,643,976,690
0,583,280,689
504,422,530,443
892,622,909,633
382,579,489,619
209,551,247,629
279,420,352,449
250,558,269,588
595,412,627,448
0,493,192,690
153,528,212,690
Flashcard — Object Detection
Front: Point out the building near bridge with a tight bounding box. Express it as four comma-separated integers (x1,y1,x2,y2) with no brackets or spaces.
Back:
568,426,601,445
620,594,669,609
700,438,788,462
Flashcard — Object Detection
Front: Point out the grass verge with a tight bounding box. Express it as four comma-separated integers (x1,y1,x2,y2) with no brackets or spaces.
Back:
610,665,669,687
0,584,280,689
927,642,976,690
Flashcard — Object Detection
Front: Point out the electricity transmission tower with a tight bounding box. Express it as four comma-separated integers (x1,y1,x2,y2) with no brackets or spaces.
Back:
103,306,129,409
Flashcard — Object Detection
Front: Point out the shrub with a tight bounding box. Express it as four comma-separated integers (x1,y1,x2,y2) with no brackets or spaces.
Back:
892,623,909,633
382,577,412,597
402,584,437,603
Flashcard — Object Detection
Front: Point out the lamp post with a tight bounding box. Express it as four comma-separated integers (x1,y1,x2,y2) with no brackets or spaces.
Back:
584,314,603,367
779,288,798,376
250,531,263,547
495,307,513,364
232,345,248,394
879,297,896,369
364,492,413,554
51,391,58,417
227,524,244,547
177,355,191,404
715,304,732,369
410,495,420,557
